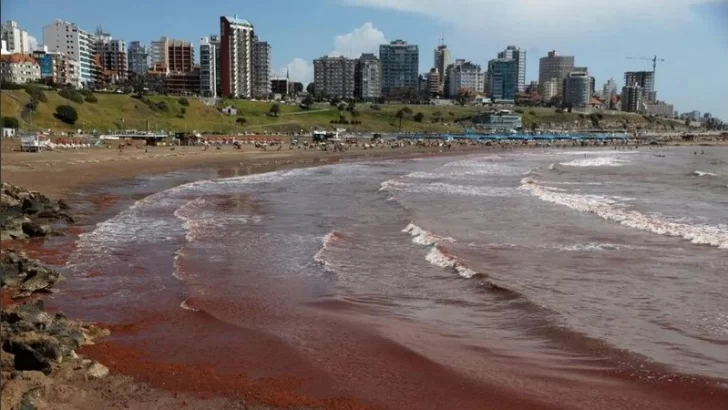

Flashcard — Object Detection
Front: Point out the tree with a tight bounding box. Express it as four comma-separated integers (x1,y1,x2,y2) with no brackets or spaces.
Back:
59,86,84,104
84,94,98,103
24,84,47,103
455,88,473,106
351,109,360,118
269,103,281,117
413,112,424,122
54,105,78,125
178,97,190,106
337,103,346,112
1,116,20,128
236,117,247,124
347,100,356,112
306,82,315,96
302,94,314,108
395,107,412,128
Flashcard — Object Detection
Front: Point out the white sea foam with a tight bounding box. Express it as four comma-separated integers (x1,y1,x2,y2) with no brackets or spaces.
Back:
180,298,200,312
402,223,453,246
694,170,717,177
313,232,340,271
425,246,478,279
381,179,517,197
559,156,627,167
521,179,728,249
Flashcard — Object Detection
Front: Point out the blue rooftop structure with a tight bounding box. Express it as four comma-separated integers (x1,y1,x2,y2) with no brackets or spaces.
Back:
224,15,253,26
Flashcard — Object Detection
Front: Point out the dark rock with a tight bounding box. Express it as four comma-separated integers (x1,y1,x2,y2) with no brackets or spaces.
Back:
57,199,70,210
58,212,75,223
21,222,52,238
19,398,37,410
35,210,60,219
17,268,58,294
3,301,52,330
3,341,52,374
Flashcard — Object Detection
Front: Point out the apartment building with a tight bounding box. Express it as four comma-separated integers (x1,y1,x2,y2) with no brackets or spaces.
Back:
42,19,96,87
313,56,356,100
447,59,485,97
355,53,381,100
32,49,78,85
497,45,526,92
199,36,219,97
1,21,32,54
0,53,40,84
433,44,451,94
488,58,518,101
127,41,149,77
624,71,656,102
253,39,272,98
95,32,127,83
621,84,644,112
538,50,574,97
563,70,591,108
379,40,419,96
220,15,255,98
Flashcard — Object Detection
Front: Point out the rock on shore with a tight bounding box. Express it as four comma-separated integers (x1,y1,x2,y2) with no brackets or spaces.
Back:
1,185,110,410
1,182,73,241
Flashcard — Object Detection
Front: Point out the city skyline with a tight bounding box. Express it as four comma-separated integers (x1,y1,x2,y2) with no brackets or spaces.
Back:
2,0,726,118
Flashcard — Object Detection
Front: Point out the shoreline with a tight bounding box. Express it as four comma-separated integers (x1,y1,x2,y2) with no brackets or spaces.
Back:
3,144,727,409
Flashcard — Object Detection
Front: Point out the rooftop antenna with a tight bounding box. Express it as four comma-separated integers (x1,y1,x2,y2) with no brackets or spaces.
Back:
438,33,445,47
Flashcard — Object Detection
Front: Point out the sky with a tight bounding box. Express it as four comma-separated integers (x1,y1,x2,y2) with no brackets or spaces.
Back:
3,0,726,119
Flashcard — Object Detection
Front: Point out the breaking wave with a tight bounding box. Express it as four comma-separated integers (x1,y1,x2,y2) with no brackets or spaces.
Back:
402,223,453,246
521,178,728,249
559,156,628,167
694,170,717,177
425,245,478,279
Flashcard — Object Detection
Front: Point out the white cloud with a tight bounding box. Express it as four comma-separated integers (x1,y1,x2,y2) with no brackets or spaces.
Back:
341,0,717,41
279,57,314,84
330,22,387,57
28,35,38,52
278,23,388,84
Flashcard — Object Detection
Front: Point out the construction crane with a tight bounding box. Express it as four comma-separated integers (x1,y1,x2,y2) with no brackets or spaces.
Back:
626,55,665,73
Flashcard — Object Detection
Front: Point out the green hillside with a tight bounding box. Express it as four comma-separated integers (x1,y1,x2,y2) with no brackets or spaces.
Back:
1,88,683,134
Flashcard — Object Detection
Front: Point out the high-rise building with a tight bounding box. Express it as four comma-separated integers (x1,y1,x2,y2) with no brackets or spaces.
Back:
1,21,32,54
43,19,96,87
563,71,591,108
220,15,255,98
602,78,617,99
624,71,655,102
538,50,574,97
168,39,194,72
447,59,485,97
541,78,559,102
355,53,381,101
252,38,271,98
379,40,419,96
313,55,356,99
425,68,440,96
497,45,526,92
433,44,451,94
127,41,149,76
621,84,643,112
149,37,168,70
95,30,127,83
488,58,518,101
199,36,218,97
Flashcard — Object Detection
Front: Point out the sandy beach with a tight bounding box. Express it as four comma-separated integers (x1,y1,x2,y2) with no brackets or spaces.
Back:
2,141,727,410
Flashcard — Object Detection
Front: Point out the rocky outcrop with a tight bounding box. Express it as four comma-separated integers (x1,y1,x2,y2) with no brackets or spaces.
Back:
1,249,60,299
1,206,109,409
1,182,73,241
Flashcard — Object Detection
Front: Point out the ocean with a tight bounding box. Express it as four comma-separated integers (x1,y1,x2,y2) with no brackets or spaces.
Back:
59,146,728,409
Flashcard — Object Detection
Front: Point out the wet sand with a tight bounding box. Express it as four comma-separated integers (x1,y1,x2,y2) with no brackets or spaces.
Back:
4,144,728,409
